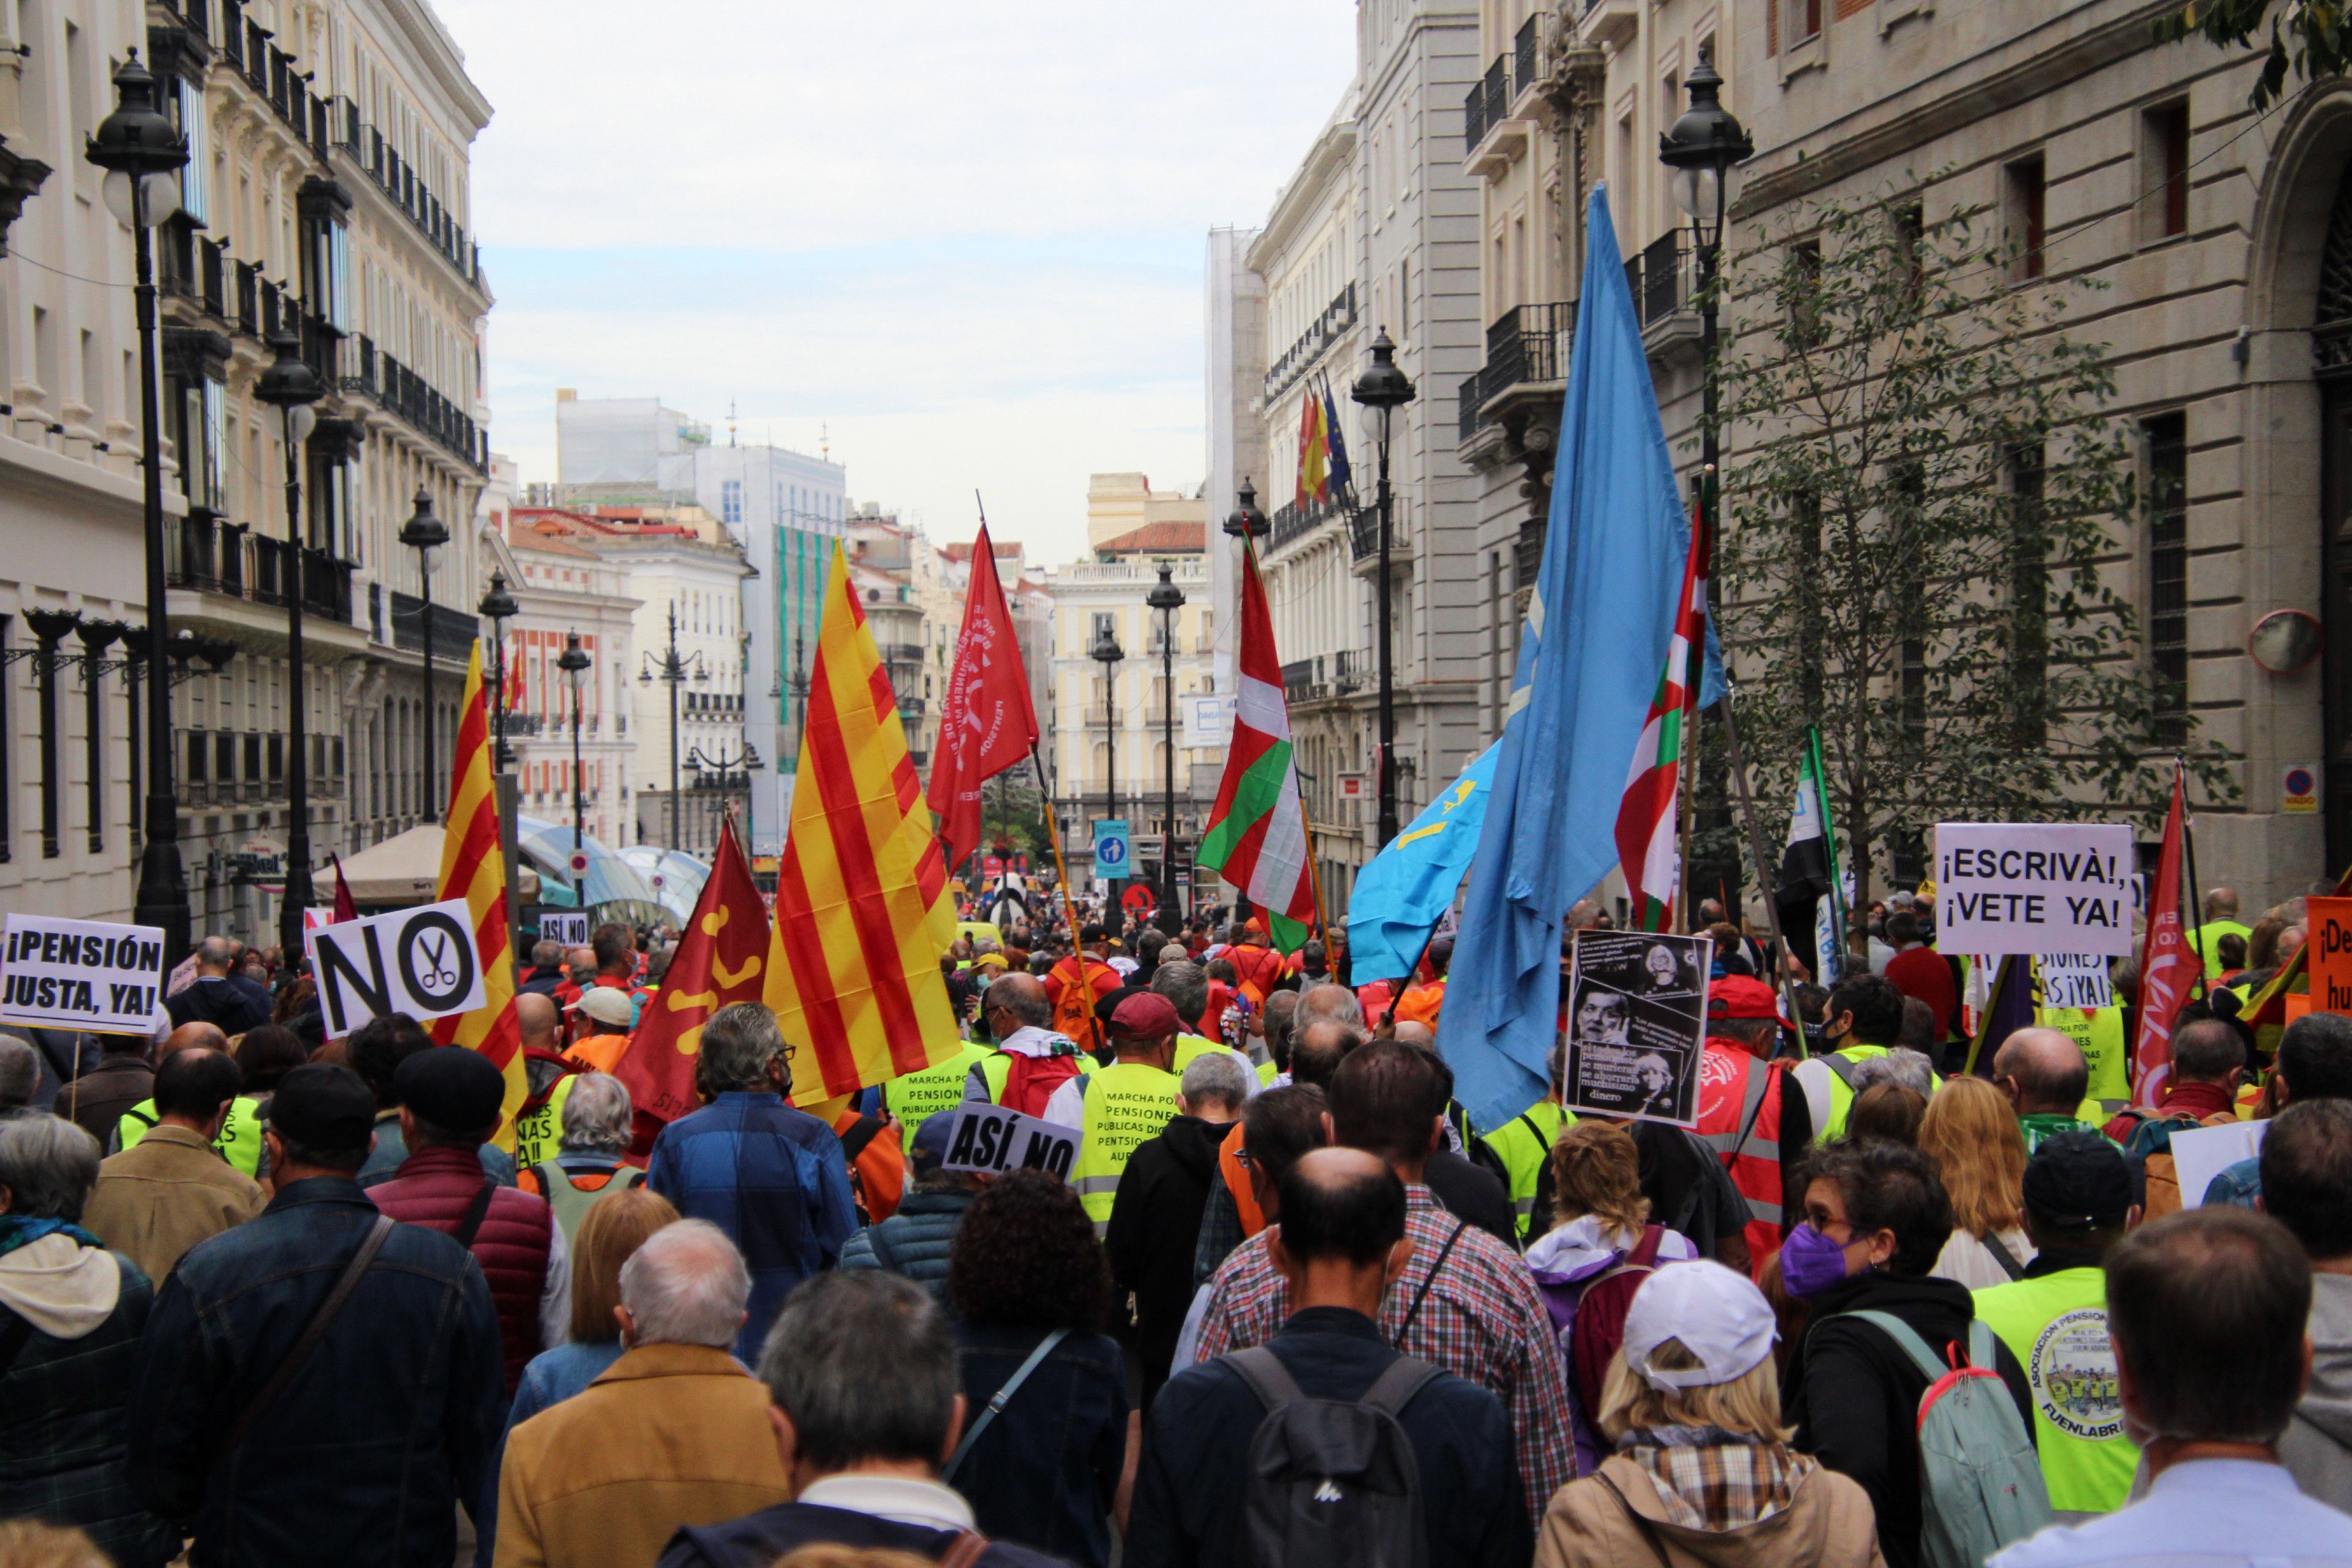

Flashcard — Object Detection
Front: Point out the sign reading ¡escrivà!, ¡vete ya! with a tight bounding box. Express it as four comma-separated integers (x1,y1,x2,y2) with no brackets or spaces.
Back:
306,899,488,1035
1932,823,2136,958
938,1104,1079,1179
0,914,165,1033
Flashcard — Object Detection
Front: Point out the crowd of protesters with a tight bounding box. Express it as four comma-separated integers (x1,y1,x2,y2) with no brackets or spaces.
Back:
0,884,2349,1568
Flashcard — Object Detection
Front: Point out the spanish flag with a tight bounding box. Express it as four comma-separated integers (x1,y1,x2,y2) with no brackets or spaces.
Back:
765,542,959,1103
432,640,526,1142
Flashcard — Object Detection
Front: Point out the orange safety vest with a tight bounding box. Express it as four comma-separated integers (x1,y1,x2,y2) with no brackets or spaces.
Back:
832,1108,904,1225
1046,955,1116,1052
1228,943,1287,1004
1218,1120,1265,1237
1694,1040,1790,1269
1394,978,1447,1029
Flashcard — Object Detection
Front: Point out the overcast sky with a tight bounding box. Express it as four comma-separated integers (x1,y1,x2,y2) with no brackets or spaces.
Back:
433,0,1358,568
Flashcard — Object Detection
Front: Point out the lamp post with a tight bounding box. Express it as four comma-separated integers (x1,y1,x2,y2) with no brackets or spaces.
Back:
88,51,190,959
1089,623,1123,905
558,631,591,856
478,571,518,770
687,740,763,838
1658,45,1752,514
1146,564,1185,925
1351,330,1416,848
254,330,323,953
398,489,448,821
1222,477,1269,543
639,601,707,849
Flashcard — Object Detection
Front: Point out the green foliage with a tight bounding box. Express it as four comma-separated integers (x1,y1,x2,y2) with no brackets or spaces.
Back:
1710,184,2234,915
2155,0,2351,109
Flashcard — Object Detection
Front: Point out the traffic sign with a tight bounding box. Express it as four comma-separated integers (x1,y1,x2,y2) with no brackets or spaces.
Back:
1122,884,1155,916
1092,820,1129,881
568,850,590,876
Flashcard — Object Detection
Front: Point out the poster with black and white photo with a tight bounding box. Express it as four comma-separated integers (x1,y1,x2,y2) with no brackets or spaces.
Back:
1563,929,1710,1129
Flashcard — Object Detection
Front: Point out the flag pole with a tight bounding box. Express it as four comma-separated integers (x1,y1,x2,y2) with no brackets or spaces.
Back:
1676,476,1706,934
1030,745,1106,1057
1298,795,1330,950
2177,756,2209,999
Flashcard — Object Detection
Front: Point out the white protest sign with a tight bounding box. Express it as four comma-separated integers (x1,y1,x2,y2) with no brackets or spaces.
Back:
1934,823,2136,957
306,899,487,1035
939,1103,1079,1180
2038,953,2116,1011
2169,1118,2266,1209
539,912,590,948
0,915,165,1033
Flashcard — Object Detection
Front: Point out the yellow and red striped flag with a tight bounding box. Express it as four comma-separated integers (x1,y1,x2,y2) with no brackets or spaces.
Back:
766,541,959,1103
432,639,526,1142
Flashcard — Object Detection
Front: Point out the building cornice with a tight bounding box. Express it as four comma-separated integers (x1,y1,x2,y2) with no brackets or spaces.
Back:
1251,112,1359,270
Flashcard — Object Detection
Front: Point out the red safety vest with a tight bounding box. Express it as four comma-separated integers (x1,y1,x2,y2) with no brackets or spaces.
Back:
1694,1039,1790,1270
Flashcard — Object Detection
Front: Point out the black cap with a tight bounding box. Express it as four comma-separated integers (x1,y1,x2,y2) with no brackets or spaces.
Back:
2022,1129,2135,1231
393,1045,507,1135
268,1063,378,1152
910,1110,958,1172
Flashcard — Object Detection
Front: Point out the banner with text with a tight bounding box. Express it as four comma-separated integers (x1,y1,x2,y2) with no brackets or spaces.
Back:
0,915,165,1034
2309,896,2352,1014
2037,952,2117,1011
940,1103,1079,1179
306,899,488,1035
1934,823,2136,957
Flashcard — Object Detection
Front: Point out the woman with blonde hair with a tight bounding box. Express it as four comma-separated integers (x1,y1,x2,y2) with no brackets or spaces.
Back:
1534,1262,1885,1568
1917,1074,2035,1287
1525,1119,1702,1474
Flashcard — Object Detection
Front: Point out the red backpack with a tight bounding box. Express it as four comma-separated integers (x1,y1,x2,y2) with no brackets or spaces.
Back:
1569,1224,1665,1417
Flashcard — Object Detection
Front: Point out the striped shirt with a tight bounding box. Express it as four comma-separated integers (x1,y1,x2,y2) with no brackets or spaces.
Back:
1193,1182,1575,1525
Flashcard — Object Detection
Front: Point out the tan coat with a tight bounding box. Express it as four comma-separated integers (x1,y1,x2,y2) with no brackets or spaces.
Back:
1535,1453,1887,1568
494,1341,792,1568
81,1123,266,1284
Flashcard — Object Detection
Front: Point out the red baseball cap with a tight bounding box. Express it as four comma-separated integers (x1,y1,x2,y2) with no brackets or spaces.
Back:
1108,991,1183,1041
1708,976,1779,1021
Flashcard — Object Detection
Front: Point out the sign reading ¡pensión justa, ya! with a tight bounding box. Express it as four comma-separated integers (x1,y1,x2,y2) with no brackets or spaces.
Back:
1934,822,2137,959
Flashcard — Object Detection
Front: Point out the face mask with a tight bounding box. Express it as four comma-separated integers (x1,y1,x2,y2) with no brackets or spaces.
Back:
1779,1221,1856,1298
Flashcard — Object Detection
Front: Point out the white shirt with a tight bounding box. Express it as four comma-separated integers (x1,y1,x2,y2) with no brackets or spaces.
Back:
797,1474,976,1534
1990,1457,2352,1568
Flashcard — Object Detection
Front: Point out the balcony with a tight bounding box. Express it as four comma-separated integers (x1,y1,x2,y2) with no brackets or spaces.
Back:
167,513,356,628
1625,233,1700,357
205,1,331,157
387,590,480,659
1515,17,1540,107
328,98,486,292
1262,281,1358,403
341,335,489,472
500,712,547,738
1281,652,1368,704
1458,301,1576,445
876,643,926,669
1349,503,1387,567
1464,51,1529,178
1515,518,1546,596
1578,0,1640,50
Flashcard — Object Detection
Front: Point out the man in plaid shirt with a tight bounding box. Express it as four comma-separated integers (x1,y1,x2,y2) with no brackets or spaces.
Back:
1193,1039,1575,1524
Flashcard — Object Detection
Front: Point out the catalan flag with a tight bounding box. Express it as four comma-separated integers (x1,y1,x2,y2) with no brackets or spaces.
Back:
765,541,959,1103
432,640,526,1143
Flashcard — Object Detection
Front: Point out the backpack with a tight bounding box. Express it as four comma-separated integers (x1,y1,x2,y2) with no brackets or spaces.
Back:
1226,1345,1439,1568
1839,1310,2052,1568
1568,1224,1665,1417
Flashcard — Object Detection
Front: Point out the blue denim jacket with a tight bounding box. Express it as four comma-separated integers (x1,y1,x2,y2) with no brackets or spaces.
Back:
2202,1154,2262,1208
950,1324,1128,1568
124,1177,508,1568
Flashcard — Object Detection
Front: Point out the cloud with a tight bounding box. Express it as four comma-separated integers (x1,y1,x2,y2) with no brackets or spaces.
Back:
435,0,1356,565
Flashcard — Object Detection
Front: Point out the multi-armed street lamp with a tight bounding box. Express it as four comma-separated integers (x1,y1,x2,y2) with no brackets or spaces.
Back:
1351,332,1416,848
254,331,323,952
638,602,709,848
1146,564,1186,925
88,52,190,956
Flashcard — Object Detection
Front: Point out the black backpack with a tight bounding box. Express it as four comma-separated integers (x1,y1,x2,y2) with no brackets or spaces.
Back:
1225,1344,1439,1568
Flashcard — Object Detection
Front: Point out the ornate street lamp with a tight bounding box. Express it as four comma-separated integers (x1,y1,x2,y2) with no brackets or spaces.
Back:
88,51,191,958
558,631,592,858
1351,330,1416,848
478,571,518,770
254,329,323,951
1222,476,1269,542
1658,43,1753,491
639,602,708,848
1088,622,1124,905
398,489,449,820
1146,564,1186,925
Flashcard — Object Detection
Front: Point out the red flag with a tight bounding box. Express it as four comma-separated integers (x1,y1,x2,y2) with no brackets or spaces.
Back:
619,816,773,1127
926,524,1040,870
330,854,358,923
2130,764,2192,1107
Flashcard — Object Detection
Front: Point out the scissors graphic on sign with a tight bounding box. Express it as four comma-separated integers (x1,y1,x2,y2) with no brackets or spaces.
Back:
415,931,459,991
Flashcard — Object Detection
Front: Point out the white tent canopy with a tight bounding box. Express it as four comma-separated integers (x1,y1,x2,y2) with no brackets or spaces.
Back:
325,825,540,908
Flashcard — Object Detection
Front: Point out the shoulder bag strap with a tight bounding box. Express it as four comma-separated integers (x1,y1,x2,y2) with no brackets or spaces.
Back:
1224,1343,1308,1413
1964,1319,1999,1371
1629,1222,1666,1268
944,1327,1070,1481
215,1213,394,1462
1516,1110,1554,1155
1595,1471,1678,1568
451,1182,496,1252
938,1531,991,1568
1841,1308,1953,1382
1980,1232,2029,1282
1395,1218,1471,1341
840,1114,886,1163
1359,1353,1443,1419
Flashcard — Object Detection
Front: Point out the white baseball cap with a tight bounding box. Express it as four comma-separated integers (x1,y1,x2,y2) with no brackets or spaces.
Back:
1620,1261,1777,1390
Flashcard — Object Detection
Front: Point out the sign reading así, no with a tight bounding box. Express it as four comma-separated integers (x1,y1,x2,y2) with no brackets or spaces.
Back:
940,1104,1077,1180
307,899,487,1034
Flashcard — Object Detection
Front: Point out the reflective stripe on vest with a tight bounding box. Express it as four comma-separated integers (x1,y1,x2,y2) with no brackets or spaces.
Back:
510,1073,578,1171
533,1163,646,1242
1695,1049,1789,1246
1068,1061,1180,1233
886,1042,995,1135
1972,1266,2139,1514
118,1094,264,1177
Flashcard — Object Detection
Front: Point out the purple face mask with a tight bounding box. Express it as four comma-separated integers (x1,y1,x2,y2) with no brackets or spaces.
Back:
1779,1221,1855,1298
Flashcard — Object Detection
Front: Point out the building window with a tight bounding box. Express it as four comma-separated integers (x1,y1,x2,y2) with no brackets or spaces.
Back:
2143,102,2191,241
1788,0,1823,47
1787,239,1823,349
722,479,742,527
2146,412,2190,745
2008,443,2048,748
2007,156,2047,281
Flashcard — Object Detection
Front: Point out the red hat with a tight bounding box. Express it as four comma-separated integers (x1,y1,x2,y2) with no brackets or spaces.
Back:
1108,991,1182,1041
1708,976,1779,1021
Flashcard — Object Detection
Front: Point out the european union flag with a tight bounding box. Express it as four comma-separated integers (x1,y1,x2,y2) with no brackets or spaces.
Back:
1344,743,1498,984
1442,185,1699,1132
1322,376,1352,494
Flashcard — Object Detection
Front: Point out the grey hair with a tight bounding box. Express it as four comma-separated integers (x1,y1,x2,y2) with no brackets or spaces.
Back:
0,1036,37,1109
698,1001,785,1093
197,935,235,969
971,935,1000,956
1180,1049,1252,1115
0,1112,100,1221
758,1270,959,1471
1295,984,1365,1028
990,974,1052,1030
1849,1046,1936,1097
1152,961,1209,1027
559,1072,635,1155
532,940,564,968
1159,943,1188,965
618,1218,750,1348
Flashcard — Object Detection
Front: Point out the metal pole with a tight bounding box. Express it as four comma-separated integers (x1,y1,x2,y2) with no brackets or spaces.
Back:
490,619,509,770
1103,662,1117,909
668,604,681,850
1376,424,1398,846
279,430,312,953
1162,606,1176,926
128,192,189,960
571,677,585,856
419,544,436,824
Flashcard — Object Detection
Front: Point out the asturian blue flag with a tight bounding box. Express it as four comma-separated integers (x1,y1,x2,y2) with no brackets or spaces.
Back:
1345,742,1498,984
1442,185,1700,1133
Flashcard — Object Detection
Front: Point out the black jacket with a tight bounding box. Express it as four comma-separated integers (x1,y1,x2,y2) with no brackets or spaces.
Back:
953,1324,1128,1567
1104,1115,1233,1400
1128,1306,1529,1568
164,975,272,1035
1785,1270,2034,1568
658,1501,1069,1568
125,1178,508,1568
1425,1149,1518,1251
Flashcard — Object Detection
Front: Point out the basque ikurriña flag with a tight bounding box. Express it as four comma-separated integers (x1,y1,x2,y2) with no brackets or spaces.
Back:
1197,544,1317,952
1613,499,1709,932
